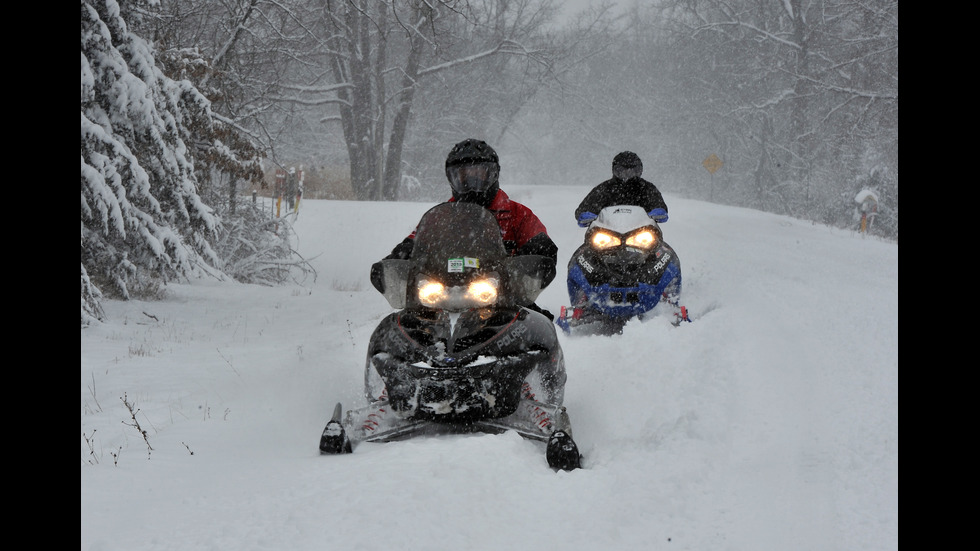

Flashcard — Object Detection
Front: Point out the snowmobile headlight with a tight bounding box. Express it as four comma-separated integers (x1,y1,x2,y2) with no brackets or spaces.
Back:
417,279,448,306
591,231,621,250
625,229,656,249
417,276,499,309
466,278,499,305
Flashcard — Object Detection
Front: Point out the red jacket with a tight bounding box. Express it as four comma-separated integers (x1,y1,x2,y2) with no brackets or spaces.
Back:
373,189,558,307
452,189,549,253
399,189,551,255
385,189,556,264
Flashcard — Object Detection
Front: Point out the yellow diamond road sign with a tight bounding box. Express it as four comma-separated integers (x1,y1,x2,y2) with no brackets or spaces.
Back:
702,154,723,174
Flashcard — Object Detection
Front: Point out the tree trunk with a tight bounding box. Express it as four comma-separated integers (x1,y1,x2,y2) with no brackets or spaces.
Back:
790,0,811,208
381,15,425,201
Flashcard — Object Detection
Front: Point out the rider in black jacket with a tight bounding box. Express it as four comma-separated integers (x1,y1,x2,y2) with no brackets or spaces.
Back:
574,151,668,227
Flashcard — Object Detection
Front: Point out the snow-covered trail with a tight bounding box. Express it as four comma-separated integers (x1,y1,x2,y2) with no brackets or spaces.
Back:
81,187,897,551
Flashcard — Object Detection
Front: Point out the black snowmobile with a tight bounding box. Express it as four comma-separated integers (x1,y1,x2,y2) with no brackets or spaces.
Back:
319,201,581,471
556,204,687,336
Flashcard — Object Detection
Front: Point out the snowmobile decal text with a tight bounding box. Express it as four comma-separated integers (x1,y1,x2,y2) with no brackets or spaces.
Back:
652,251,672,272
576,255,595,273
495,320,528,348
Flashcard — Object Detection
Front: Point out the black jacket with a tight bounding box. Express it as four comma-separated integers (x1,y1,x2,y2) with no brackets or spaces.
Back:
574,177,668,224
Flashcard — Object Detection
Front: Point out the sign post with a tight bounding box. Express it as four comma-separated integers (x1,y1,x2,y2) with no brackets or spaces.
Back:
275,169,285,218
702,154,723,201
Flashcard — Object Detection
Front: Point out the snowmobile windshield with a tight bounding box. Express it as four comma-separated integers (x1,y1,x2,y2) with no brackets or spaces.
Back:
594,205,658,234
408,202,508,309
447,162,499,195
588,205,661,253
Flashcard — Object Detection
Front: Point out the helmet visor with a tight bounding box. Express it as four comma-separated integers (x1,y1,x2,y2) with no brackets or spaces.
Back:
613,165,642,181
448,162,499,195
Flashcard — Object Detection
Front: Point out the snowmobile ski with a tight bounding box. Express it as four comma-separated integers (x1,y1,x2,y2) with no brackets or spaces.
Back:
670,300,720,326
318,402,352,455
545,406,581,471
320,399,582,470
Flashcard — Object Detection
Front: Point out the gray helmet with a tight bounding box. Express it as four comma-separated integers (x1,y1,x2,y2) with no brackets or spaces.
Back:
612,151,643,181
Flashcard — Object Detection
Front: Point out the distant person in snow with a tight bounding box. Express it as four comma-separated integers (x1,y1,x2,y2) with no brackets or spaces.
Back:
574,151,668,227
370,138,558,320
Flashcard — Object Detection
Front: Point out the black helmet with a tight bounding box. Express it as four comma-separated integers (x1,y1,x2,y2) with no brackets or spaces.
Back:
445,139,500,206
612,151,643,181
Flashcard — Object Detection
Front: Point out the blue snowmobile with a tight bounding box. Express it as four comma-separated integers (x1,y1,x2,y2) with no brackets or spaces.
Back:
556,204,686,336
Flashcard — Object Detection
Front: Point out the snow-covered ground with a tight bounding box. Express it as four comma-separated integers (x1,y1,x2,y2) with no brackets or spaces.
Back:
81,186,897,551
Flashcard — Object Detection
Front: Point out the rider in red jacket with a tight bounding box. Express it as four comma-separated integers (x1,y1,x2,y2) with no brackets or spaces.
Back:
370,139,558,319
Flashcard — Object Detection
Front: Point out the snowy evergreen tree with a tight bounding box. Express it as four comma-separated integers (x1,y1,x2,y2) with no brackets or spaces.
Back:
82,0,233,325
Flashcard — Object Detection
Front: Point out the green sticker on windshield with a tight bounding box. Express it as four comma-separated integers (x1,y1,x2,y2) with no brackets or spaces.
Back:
447,257,479,273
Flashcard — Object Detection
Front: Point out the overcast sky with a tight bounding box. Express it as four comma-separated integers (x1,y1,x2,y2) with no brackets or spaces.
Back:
556,0,627,24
